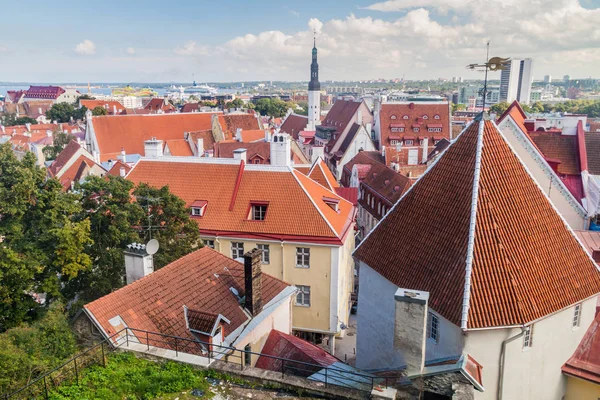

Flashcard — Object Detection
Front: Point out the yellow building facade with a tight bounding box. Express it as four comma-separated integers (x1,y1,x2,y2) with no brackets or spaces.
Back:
564,376,600,400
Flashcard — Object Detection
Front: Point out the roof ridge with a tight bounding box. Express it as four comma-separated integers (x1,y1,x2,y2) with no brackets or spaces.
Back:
460,119,484,330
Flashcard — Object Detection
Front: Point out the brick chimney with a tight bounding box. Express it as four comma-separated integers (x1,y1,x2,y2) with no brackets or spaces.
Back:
244,248,263,316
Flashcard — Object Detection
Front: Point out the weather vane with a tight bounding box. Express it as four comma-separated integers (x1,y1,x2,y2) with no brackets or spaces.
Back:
466,42,510,111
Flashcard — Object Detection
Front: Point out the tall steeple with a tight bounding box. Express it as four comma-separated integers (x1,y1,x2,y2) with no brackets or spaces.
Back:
307,33,321,131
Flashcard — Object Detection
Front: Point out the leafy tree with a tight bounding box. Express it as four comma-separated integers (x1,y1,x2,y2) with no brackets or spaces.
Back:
252,98,295,118
0,113,39,127
296,101,308,116
45,103,87,123
531,101,545,113
489,102,510,115
0,144,92,330
91,106,108,116
224,98,244,109
451,103,466,113
76,94,95,102
43,131,76,161
521,104,533,113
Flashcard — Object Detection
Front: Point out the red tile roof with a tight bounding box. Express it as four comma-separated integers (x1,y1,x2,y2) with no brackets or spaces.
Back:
126,160,354,243
308,159,339,191
213,142,270,162
58,155,98,190
322,100,362,135
585,132,600,175
24,85,65,100
379,102,451,148
256,330,338,373
23,101,53,118
81,100,126,115
85,247,290,341
280,114,308,139
106,159,132,177
181,103,200,113
341,151,385,186
562,311,600,384
144,98,176,113
90,113,221,161
48,140,84,177
496,101,528,135
165,139,194,157
186,309,220,334
529,133,580,175
218,114,261,141
334,187,358,206
354,117,600,329
240,129,266,142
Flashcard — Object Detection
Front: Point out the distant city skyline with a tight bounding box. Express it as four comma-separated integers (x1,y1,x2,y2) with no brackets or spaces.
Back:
1,0,599,82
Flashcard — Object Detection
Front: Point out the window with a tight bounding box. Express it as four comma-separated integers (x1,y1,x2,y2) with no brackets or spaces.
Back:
257,244,270,264
192,207,203,216
573,303,582,328
190,201,208,217
390,114,397,120
403,115,409,120
413,127,420,133
434,114,440,119
250,204,268,221
405,140,414,146
296,285,311,306
427,312,439,342
390,140,399,145
523,326,533,348
203,239,215,249
231,242,244,259
428,127,442,133
296,247,310,268
423,115,428,119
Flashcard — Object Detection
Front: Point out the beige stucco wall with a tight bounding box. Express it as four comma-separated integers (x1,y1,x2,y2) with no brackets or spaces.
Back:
463,296,597,400
207,234,354,336
564,376,600,400
497,118,588,230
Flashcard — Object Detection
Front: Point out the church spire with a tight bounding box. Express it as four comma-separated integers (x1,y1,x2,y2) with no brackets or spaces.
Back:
309,32,320,91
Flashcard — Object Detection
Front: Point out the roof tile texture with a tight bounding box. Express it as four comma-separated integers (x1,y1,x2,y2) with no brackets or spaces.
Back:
355,119,600,329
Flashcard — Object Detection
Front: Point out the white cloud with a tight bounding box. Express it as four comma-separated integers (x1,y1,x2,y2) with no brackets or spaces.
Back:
74,39,96,55
173,41,208,56
126,47,136,55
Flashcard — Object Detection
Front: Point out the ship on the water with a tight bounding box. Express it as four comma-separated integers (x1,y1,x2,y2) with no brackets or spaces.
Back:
112,85,158,97
166,81,218,97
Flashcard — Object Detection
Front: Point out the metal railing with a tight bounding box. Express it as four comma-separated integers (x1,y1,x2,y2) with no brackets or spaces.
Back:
5,327,401,399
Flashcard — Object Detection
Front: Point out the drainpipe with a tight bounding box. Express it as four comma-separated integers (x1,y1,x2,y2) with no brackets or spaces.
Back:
497,327,525,400
281,241,285,281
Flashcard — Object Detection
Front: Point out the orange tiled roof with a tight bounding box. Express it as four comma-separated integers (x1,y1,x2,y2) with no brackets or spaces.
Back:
58,155,96,190
354,117,600,329
218,114,261,141
530,133,581,175
90,113,221,161
240,129,266,142
84,247,290,341
48,140,83,176
165,139,194,157
81,100,126,114
126,159,354,242
497,101,528,135
107,159,132,177
379,102,451,147
307,158,339,191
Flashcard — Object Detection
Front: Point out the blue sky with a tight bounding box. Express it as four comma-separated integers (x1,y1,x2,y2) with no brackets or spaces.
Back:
1,0,599,82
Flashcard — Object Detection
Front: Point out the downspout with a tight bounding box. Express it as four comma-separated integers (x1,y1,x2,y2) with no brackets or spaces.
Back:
281,241,285,281
497,327,525,400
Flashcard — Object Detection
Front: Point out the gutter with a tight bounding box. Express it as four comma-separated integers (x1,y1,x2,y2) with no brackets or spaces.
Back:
497,327,525,400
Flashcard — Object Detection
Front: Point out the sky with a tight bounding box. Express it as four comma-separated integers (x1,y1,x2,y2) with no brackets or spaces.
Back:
0,0,599,83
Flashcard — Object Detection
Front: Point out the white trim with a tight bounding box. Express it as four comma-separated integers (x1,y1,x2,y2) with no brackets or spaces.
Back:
354,119,475,255
461,119,484,330
199,235,339,248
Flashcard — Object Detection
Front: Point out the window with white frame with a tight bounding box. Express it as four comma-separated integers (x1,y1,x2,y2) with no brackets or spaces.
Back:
403,115,409,119
413,127,420,133
423,115,429,119
427,312,439,342
405,140,414,145
391,115,397,119
250,203,268,221
203,239,215,249
231,242,244,259
434,114,440,119
390,140,399,145
296,247,310,268
257,244,270,264
573,303,582,328
296,285,311,306
523,325,533,348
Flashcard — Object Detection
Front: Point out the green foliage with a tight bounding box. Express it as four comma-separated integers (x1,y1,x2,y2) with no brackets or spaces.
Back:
252,98,295,118
48,352,210,400
451,103,466,113
489,101,510,115
0,303,76,394
76,94,95,102
91,106,108,116
224,98,244,109
0,144,92,329
46,103,87,123
0,113,39,126
43,130,77,161
295,101,308,116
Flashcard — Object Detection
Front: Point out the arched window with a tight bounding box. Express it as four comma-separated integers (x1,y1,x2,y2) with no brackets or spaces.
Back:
403,115,409,120
390,115,397,120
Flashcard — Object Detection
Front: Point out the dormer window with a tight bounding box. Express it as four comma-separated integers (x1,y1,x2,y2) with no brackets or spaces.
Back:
390,115,397,120
403,115,409,120
323,196,340,212
423,115,428,120
434,114,440,119
405,140,414,145
191,200,208,217
413,127,420,133
249,202,268,221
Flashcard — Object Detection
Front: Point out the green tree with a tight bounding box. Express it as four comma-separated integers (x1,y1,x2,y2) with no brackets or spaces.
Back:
76,94,95,102
0,144,92,330
531,101,545,113
451,103,466,113
91,106,108,116
296,101,308,116
46,103,87,123
252,98,294,118
0,113,39,127
224,98,244,109
489,102,510,115
43,131,76,161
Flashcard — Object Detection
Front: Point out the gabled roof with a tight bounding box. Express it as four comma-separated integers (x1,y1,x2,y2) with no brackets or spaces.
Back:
239,129,266,142
58,155,101,190
144,98,176,113
126,159,354,242
81,100,126,115
106,159,132,176
342,151,385,176
181,103,200,113
48,140,85,177
562,312,600,384
322,100,362,134
354,116,600,329
89,113,221,161
358,161,412,206
85,247,290,342
338,123,361,155
496,101,528,134
218,114,261,141
213,141,270,161
529,133,581,175
24,85,65,100
280,114,308,139
308,158,339,191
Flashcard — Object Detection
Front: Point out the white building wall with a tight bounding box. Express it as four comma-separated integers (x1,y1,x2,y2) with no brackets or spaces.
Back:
464,296,597,400
307,90,320,131
335,127,377,180
498,118,588,230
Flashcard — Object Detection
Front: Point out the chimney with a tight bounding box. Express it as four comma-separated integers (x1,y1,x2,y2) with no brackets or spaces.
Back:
113,105,117,115
270,133,291,166
233,148,247,163
236,128,243,142
25,123,31,132
119,167,126,177
38,107,42,115
120,147,127,163
144,137,164,158
265,129,272,142
592,248,600,263
421,137,429,163
124,243,154,284
196,138,204,156
244,248,263,316
107,159,114,171
394,288,429,375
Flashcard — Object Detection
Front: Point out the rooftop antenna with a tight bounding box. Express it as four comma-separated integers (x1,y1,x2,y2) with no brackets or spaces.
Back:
466,42,509,112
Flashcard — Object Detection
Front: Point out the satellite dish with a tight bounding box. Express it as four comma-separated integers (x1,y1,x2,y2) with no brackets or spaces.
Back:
146,239,159,255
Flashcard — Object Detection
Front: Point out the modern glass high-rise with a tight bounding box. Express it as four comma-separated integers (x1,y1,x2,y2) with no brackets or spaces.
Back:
499,58,534,104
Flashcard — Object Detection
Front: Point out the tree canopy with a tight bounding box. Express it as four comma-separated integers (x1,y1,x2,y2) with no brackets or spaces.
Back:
91,106,108,116
42,131,76,161
0,113,39,127
45,103,87,123
252,98,295,118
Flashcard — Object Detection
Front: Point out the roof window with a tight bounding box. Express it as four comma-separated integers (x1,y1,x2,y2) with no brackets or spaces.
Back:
434,114,440,119
323,196,340,212
403,115,409,120
249,202,268,221
191,200,208,217
423,115,428,120
390,115,397,120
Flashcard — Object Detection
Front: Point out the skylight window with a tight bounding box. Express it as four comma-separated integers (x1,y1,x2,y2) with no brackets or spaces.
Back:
190,200,208,217
249,203,268,221
323,196,340,212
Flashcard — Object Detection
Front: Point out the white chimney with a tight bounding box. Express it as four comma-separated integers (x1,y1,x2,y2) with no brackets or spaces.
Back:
120,148,127,163
144,138,164,158
196,138,204,157
107,159,114,171
233,148,247,163
113,105,117,115
393,288,429,375
46,130,52,137
120,167,126,177
25,123,31,132
124,243,154,284
421,137,428,164
236,128,243,142
270,133,291,166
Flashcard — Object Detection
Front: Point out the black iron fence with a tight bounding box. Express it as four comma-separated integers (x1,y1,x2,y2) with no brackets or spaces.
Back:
4,327,400,399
